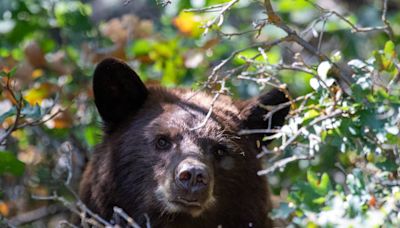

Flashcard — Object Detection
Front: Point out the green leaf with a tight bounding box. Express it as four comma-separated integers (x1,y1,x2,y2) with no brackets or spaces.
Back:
0,107,16,124
307,170,320,190
276,0,314,12
271,202,295,219
307,170,331,196
318,173,331,195
384,40,395,58
21,103,41,119
303,109,319,125
0,151,25,176
130,39,153,57
376,159,397,172
0,67,17,78
233,49,263,65
312,196,326,204
84,126,102,148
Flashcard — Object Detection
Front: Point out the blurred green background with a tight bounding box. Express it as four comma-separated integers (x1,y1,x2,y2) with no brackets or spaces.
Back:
0,0,399,227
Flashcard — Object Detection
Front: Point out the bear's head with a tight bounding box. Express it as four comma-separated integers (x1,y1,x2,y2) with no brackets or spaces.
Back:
80,58,289,227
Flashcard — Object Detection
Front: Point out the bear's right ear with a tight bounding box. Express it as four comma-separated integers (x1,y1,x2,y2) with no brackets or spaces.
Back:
93,58,148,128
238,89,290,146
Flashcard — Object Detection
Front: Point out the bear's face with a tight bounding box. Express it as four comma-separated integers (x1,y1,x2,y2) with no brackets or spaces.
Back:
82,58,289,225
116,88,249,217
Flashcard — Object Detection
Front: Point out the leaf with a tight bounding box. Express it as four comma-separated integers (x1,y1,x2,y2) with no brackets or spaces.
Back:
303,109,319,125
130,39,153,57
21,103,41,119
376,159,397,172
173,12,204,37
307,170,331,196
0,67,17,78
307,169,320,190
318,173,331,195
271,202,295,219
317,61,332,79
348,59,367,69
276,0,314,12
24,83,57,105
0,107,16,124
384,40,395,59
0,151,25,176
84,126,102,148
312,196,326,204
233,49,264,65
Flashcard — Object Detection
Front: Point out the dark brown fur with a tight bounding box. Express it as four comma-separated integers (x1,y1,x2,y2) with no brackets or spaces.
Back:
80,58,289,228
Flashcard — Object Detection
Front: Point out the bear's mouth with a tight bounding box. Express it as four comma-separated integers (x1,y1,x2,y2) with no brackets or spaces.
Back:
171,197,202,208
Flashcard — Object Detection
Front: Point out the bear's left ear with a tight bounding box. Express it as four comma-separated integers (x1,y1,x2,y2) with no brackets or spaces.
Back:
93,58,148,129
238,89,290,144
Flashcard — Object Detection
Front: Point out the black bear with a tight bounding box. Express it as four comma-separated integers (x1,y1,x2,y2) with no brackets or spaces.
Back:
79,58,289,228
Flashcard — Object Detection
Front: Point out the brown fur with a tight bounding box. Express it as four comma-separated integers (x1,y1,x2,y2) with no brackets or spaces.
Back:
79,58,289,228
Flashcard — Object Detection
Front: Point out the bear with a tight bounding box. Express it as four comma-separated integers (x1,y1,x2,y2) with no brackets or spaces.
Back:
79,57,290,228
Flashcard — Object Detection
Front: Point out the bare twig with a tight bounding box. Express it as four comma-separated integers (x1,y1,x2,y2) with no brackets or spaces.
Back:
57,220,80,228
305,0,394,39
209,36,290,84
279,109,343,152
0,77,63,145
184,3,228,13
0,215,17,228
258,154,312,176
239,129,281,135
201,0,240,35
9,205,63,226
0,97,22,144
113,207,141,228
263,0,354,96
17,108,64,129
144,214,151,228
381,0,394,40
189,87,222,131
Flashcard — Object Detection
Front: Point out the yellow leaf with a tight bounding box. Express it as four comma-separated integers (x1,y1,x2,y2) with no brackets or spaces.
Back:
173,12,204,37
31,69,44,79
24,83,58,105
0,202,9,216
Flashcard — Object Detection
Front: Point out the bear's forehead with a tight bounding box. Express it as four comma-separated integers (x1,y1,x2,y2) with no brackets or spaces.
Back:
149,104,226,137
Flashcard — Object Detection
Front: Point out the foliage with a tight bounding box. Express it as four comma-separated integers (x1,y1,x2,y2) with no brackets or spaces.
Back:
0,0,400,227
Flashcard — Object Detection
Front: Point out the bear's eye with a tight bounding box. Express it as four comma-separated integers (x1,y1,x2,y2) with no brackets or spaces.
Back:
156,136,172,150
214,145,228,158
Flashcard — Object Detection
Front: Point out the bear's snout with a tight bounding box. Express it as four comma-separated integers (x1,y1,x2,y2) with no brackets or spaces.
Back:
175,158,210,193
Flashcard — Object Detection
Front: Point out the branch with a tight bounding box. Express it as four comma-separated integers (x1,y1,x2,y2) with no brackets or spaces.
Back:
9,205,63,226
200,0,240,35
305,0,394,40
113,207,141,228
257,154,312,176
0,97,22,144
263,0,354,95
209,36,290,84
189,85,223,131
279,109,343,152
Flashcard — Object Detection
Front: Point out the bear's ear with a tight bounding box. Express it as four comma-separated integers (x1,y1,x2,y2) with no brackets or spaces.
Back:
93,58,148,128
238,89,290,144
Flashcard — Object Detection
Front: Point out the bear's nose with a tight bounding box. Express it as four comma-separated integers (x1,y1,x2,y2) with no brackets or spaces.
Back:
175,160,209,192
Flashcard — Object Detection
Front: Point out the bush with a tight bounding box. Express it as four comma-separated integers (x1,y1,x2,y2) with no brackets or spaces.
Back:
0,0,399,227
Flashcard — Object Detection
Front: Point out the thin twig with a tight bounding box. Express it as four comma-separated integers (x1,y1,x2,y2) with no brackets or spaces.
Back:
0,97,22,144
189,90,221,131
201,0,240,35
305,0,394,39
113,207,141,228
279,109,343,152
258,154,312,175
263,0,354,96
9,205,63,226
